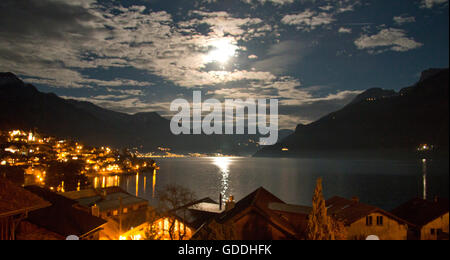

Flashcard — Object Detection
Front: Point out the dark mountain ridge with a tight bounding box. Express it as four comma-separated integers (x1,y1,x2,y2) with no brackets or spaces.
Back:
255,68,449,159
0,73,289,155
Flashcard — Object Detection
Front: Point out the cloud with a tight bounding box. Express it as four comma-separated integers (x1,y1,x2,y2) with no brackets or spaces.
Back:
0,1,281,89
240,0,294,6
393,15,416,25
3,0,427,130
252,41,304,74
61,95,169,115
184,10,264,38
204,73,362,129
281,9,335,31
277,89,362,127
280,0,361,31
354,28,423,54
420,0,448,8
338,27,352,33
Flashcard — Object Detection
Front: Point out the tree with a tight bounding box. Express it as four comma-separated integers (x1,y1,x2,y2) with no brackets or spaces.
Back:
306,178,346,240
46,161,87,191
157,184,196,240
330,217,347,240
144,209,162,240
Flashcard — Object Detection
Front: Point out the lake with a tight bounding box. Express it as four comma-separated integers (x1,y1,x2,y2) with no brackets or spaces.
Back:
101,157,449,211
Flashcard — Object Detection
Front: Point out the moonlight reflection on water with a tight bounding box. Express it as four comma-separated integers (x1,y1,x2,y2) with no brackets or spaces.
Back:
213,157,232,199
90,157,448,210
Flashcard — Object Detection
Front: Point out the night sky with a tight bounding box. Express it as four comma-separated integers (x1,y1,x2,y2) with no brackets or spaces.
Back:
1,0,448,129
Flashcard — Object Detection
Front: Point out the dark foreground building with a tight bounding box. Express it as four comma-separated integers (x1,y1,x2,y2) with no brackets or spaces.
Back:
392,198,449,240
193,187,311,240
0,179,50,240
20,186,106,240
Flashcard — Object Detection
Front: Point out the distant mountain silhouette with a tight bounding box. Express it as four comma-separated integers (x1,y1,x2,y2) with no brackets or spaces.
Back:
350,88,398,105
0,73,291,155
0,72,170,149
255,68,449,159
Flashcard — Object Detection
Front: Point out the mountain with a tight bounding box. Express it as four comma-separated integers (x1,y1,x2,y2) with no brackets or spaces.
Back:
255,68,449,159
0,72,171,149
350,88,397,105
0,72,289,155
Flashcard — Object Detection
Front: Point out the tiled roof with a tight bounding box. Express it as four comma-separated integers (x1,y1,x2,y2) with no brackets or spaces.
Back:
96,193,147,212
216,187,301,239
218,187,285,223
391,198,449,227
269,202,312,215
171,198,221,229
0,179,50,217
24,186,106,238
326,196,409,226
61,189,98,200
75,196,103,208
60,188,148,212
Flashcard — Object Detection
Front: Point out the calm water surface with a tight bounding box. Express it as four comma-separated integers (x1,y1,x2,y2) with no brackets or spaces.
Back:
104,157,448,210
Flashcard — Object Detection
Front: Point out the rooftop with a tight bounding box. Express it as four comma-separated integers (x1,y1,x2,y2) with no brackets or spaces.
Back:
97,193,148,212
0,178,50,217
218,187,286,223
189,202,224,214
326,196,408,226
172,198,221,230
391,198,449,227
215,187,303,239
269,202,312,215
60,187,148,212
24,186,107,238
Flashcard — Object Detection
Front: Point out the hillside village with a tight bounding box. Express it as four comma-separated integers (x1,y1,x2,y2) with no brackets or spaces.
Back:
0,129,156,191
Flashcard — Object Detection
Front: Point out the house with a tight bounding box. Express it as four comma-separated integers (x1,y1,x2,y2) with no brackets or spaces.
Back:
172,198,223,231
193,187,312,240
61,187,149,218
60,187,149,240
19,186,106,240
0,179,50,240
326,196,410,240
125,198,223,240
391,198,449,240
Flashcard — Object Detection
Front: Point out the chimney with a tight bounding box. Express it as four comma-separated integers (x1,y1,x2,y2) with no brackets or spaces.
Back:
91,204,100,217
225,195,236,211
351,197,360,203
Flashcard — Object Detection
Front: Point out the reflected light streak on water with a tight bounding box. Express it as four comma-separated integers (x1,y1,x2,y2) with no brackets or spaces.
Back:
152,169,157,199
422,159,427,200
144,176,146,194
136,173,139,197
213,157,232,198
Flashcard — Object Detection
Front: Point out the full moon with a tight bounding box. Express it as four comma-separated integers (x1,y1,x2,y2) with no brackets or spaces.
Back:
204,38,238,64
